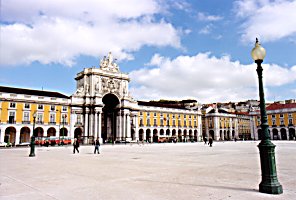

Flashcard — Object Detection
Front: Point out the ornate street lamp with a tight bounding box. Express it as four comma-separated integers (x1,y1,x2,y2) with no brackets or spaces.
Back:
29,111,37,157
251,38,283,194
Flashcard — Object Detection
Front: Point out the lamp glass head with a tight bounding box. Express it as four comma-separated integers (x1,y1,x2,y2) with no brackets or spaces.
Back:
251,38,266,61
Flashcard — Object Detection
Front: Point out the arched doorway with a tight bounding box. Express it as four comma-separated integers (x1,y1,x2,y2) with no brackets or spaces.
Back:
20,127,30,143
272,129,279,140
224,130,227,140
227,130,230,140
289,128,295,140
189,129,193,141
146,129,151,142
153,129,158,143
102,94,120,143
34,127,44,137
194,130,198,142
172,129,176,137
60,128,68,137
220,130,223,140
166,129,170,136
178,129,182,142
160,129,164,136
183,129,187,142
280,128,287,140
5,127,16,145
232,130,235,139
47,127,56,137
139,129,144,141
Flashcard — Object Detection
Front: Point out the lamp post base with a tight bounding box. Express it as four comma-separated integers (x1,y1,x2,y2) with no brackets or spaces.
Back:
258,140,283,194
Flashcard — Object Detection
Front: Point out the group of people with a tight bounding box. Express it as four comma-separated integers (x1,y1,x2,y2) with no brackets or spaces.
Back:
72,138,101,154
203,137,213,147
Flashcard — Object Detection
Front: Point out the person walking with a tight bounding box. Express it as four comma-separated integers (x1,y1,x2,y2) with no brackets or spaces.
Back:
209,137,213,147
73,138,79,154
94,138,100,154
204,137,207,145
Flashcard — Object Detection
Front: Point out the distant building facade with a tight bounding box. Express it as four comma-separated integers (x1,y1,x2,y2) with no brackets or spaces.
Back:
0,86,70,145
250,101,296,140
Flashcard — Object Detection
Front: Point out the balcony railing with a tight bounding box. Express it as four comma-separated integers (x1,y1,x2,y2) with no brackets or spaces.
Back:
49,122,56,125
7,120,16,124
22,120,31,124
36,121,44,124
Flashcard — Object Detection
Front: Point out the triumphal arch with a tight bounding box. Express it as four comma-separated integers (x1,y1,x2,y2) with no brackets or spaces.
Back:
71,52,139,144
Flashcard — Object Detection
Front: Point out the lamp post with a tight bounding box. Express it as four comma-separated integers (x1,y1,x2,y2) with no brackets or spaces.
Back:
29,111,37,157
251,38,283,194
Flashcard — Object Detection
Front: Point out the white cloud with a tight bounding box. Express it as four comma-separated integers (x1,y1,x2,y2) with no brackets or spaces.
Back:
0,0,181,66
234,0,296,42
198,24,213,35
197,12,223,21
129,53,296,103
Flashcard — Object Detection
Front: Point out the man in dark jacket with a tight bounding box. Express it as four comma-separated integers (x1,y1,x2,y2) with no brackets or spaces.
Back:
94,138,100,154
73,138,79,154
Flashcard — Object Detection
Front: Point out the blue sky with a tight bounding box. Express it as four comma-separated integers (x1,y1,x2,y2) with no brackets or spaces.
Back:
1,0,296,103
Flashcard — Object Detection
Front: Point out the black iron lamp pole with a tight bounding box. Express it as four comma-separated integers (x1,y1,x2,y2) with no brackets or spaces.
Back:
251,38,283,194
29,112,37,157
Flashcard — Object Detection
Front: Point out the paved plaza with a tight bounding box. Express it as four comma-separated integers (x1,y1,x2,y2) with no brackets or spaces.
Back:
0,141,295,200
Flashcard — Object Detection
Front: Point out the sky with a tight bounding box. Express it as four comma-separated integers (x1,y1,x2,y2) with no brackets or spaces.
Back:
1,0,296,104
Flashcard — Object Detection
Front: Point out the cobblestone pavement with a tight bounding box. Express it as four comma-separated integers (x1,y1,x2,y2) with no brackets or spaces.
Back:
0,141,295,200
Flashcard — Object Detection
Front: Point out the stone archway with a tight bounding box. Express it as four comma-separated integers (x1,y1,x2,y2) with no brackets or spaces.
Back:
172,129,176,137
194,130,198,142
153,129,158,143
47,127,56,137
272,129,279,140
183,129,187,142
289,128,295,140
189,129,193,141
20,127,30,143
146,129,151,142
280,128,287,140
102,93,120,143
139,129,144,141
131,128,135,140
60,128,68,137
178,129,182,142
5,127,16,145
166,129,170,136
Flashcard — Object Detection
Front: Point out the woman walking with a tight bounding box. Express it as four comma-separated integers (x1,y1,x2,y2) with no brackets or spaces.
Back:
73,138,80,154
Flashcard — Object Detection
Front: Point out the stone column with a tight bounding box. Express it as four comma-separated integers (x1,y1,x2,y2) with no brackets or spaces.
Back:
126,112,131,141
84,108,89,144
94,110,98,139
122,112,126,141
117,111,122,140
98,111,102,143
134,113,139,141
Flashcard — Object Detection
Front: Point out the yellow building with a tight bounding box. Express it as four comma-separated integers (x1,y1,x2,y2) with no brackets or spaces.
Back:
0,86,70,145
202,105,252,141
250,101,296,140
136,100,202,142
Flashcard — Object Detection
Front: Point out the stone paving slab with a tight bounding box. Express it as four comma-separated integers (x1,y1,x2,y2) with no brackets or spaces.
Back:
0,141,295,200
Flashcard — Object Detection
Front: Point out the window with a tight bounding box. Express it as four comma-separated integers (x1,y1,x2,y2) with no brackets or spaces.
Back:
147,112,150,116
10,102,16,108
154,118,157,126
280,119,284,125
280,114,284,118
38,104,43,110
272,120,276,125
189,121,192,126
160,119,164,126
8,112,15,123
37,113,43,122
288,113,292,118
24,103,30,109
272,114,275,118
147,118,150,126
289,118,293,124
62,114,67,123
50,105,55,111
184,120,187,126
194,121,197,127
173,120,175,126
140,119,143,126
50,114,55,123
140,112,143,116
154,113,156,117
62,106,67,111
77,114,82,123
23,112,30,121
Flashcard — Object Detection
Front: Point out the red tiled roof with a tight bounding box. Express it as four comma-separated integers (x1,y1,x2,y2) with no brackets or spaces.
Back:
266,103,296,110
